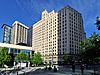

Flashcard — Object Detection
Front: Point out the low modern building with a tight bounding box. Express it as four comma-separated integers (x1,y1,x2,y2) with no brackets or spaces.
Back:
0,42,33,65
0,42,33,54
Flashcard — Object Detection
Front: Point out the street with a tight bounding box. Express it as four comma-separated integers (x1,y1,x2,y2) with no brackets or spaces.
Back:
1,65,100,75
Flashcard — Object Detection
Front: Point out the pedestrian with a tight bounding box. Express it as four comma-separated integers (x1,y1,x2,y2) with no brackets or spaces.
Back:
86,64,88,69
44,66,47,70
48,66,52,71
72,64,75,72
80,64,84,75
53,66,57,72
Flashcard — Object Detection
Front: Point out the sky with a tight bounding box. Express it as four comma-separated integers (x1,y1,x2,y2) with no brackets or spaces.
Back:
0,0,100,42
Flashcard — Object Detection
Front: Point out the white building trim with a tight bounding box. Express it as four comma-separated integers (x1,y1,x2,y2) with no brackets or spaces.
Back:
0,43,33,50
12,21,29,29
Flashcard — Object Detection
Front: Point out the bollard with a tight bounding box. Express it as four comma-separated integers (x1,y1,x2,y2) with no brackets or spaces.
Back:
17,71,18,75
24,72,25,75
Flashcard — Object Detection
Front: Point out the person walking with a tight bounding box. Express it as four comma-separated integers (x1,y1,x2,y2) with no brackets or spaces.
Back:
53,66,57,72
80,64,84,75
72,64,75,73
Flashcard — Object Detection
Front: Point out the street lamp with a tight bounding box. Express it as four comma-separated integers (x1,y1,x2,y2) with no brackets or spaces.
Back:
51,48,53,67
49,47,54,67
96,16,100,30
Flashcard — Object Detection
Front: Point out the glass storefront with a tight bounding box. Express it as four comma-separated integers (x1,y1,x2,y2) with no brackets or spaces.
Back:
8,48,32,58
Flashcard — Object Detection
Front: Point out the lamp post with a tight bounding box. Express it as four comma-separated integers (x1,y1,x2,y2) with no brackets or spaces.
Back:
49,48,53,67
14,60,16,70
96,16,100,30
51,48,53,67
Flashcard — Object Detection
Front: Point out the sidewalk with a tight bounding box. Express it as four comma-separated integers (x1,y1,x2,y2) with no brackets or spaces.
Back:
0,67,99,75
0,67,14,71
58,69,94,75
18,67,94,75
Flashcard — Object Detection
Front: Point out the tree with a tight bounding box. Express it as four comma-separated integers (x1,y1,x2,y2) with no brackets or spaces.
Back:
0,47,11,67
62,54,68,64
62,54,74,65
32,52,43,66
15,52,29,62
80,32,100,63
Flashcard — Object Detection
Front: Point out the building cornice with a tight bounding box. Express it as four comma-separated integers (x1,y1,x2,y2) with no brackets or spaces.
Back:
12,21,29,29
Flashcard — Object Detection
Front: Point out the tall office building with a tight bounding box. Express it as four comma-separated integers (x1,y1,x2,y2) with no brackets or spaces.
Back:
57,6,86,63
33,6,86,64
33,10,58,64
2,24,12,44
12,21,29,45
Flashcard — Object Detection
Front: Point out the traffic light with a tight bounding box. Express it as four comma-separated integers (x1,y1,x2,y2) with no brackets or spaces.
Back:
96,16,100,30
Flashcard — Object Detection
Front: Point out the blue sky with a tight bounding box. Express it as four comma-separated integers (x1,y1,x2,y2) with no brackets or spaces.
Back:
0,0,100,42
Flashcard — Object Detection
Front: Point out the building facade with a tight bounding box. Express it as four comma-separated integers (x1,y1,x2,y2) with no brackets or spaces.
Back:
58,6,86,63
1,21,33,58
12,21,29,45
0,42,32,54
32,6,86,64
33,10,58,64
10,21,33,57
0,42,33,65
2,24,12,44
27,27,32,47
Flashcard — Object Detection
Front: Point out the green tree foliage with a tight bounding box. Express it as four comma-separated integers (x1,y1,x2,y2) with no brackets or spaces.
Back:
0,47,11,65
32,52,43,66
80,32,100,62
15,52,29,61
62,54,68,64
62,54,72,64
